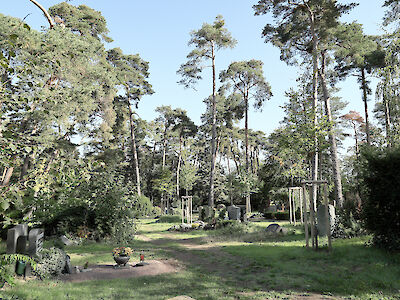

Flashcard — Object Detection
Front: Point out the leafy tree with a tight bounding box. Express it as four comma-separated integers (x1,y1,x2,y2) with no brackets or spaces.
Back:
220,60,272,212
177,15,236,207
254,0,356,207
220,60,272,172
333,22,385,144
49,2,112,42
341,111,365,155
107,47,154,196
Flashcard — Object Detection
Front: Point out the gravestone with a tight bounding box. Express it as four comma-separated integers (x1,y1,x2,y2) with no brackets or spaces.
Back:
227,205,241,221
266,223,287,234
64,255,73,274
317,204,336,237
28,228,44,257
237,205,247,222
60,235,74,246
6,224,28,254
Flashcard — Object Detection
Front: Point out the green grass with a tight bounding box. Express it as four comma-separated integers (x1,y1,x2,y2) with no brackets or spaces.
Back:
222,236,400,298
1,219,400,300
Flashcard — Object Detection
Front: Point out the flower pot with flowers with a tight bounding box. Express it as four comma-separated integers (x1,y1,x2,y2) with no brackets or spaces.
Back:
112,247,133,266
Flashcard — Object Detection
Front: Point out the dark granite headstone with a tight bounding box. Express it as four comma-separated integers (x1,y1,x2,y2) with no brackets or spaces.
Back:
6,224,28,254
227,205,241,221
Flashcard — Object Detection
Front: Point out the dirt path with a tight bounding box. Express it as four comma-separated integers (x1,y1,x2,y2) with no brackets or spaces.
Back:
60,260,180,283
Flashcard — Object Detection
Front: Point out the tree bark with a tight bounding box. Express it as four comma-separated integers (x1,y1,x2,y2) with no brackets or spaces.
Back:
29,0,55,28
361,67,371,145
176,137,182,201
1,167,14,187
128,104,141,196
20,155,30,180
383,86,391,146
319,53,344,207
307,8,319,209
209,42,217,207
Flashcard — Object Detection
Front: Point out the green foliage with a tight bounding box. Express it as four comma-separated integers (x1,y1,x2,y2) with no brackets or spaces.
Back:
133,195,153,217
263,211,295,221
111,218,136,245
0,254,37,286
332,209,366,239
177,15,237,89
215,220,252,235
156,215,181,223
359,146,400,250
33,247,66,279
151,206,162,216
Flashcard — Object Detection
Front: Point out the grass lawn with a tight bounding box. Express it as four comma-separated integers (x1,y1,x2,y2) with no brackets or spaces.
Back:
1,218,399,300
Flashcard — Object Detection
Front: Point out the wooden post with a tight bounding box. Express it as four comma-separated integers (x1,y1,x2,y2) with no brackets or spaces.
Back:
181,197,184,224
300,189,304,224
190,197,193,224
293,188,301,226
324,183,332,251
289,189,292,224
309,185,316,249
302,184,309,248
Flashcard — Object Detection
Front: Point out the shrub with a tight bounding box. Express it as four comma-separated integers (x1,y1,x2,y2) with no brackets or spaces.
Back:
0,254,37,286
157,215,181,223
332,210,366,239
111,218,137,245
34,247,66,278
152,206,162,216
132,195,153,217
263,211,300,220
218,208,227,220
215,220,252,235
359,146,400,250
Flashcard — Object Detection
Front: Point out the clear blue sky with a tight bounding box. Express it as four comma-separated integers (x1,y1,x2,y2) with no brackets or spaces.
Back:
1,1,386,145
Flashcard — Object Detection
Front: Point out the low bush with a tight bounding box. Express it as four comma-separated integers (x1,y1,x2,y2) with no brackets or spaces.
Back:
33,247,66,278
0,254,37,286
263,211,300,220
152,206,162,216
157,215,181,223
332,210,366,239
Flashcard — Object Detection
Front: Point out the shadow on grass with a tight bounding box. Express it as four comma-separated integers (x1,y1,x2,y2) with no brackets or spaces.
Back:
2,271,243,300
218,238,400,298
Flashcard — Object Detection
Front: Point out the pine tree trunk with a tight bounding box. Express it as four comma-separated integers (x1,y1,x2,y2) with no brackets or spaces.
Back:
128,105,141,196
176,137,182,201
1,167,14,186
319,53,344,207
20,155,30,180
209,43,217,207
383,86,391,146
308,8,319,208
361,67,371,145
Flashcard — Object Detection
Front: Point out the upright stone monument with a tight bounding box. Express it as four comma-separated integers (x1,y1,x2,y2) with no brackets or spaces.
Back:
6,225,45,277
6,224,28,254
28,228,44,257
227,205,241,221
317,204,336,236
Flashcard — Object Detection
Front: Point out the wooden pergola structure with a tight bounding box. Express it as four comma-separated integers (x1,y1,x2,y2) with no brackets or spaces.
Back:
288,187,304,225
301,180,332,251
181,196,193,225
